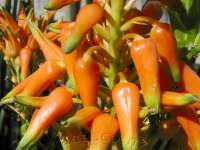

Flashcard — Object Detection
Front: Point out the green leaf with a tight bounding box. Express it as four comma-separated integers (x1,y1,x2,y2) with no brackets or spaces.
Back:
187,33,200,59
194,33,200,48
168,8,185,30
180,0,194,14
174,29,196,49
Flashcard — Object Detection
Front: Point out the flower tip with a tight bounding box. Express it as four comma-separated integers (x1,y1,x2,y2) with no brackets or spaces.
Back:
64,44,73,54
45,1,53,9
63,37,80,54
189,94,199,103
180,94,199,106
45,1,55,10
172,69,180,83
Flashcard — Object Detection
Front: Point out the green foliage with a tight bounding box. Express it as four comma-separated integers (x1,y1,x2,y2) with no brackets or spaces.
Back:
180,0,194,14
169,0,200,60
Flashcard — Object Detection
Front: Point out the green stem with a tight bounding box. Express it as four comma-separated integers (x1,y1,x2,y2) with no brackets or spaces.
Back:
0,97,15,105
94,24,110,41
159,139,169,150
105,1,124,89
0,109,5,135
108,63,117,89
111,0,124,26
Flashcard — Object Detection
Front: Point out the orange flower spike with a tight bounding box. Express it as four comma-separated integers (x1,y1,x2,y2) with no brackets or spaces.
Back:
179,62,200,98
0,8,20,35
59,22,75,49
0,39,5,51
39,11,56,31
74,49,100,106
17,87,73,149
64,3,104,53
14,96,47,108
45,32,59,41
1,60,63,103
4,38,17,59
47,21,73,33
89,114,119,150
131,37,160,113
161,91,198,107
175,107,200,150
66,106,102,127
59,22,82,89
26,35,39,51
64,43,84,89
112,76,140,150
28,21,64,61
150,23,180,82
0,16,8,31
18,60,65,96
18,7,26,29
5,28,22,57
1,76,32,100
17,7,31,43
46,0,80,10
19,46,32,79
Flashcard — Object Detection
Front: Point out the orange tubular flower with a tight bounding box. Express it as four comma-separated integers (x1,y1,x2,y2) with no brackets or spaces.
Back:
4,38,18,59
74,50,100,106
45,0,80,10
0,8,20,35
89,114,119,150
66,106,102,128
59,22,81,89
17,7,29,45
4,28,22,59
28,21,64,61
179,62,200,98
1,60,65,105
112,81,140,150
17,87,73,149
47,21,73,33
45,32,60,41
64,3,104,53
58,22,75,49
19,46,32,79
150,22,180,82
175,107,200,150
64,42,85,91
63,44,81,89
14,96,47,108
1,76,32,101
26,35,39,51
18,60,65,96
131,37,160,113
18,7,26,29
28,20,84,90
161,91,198,107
